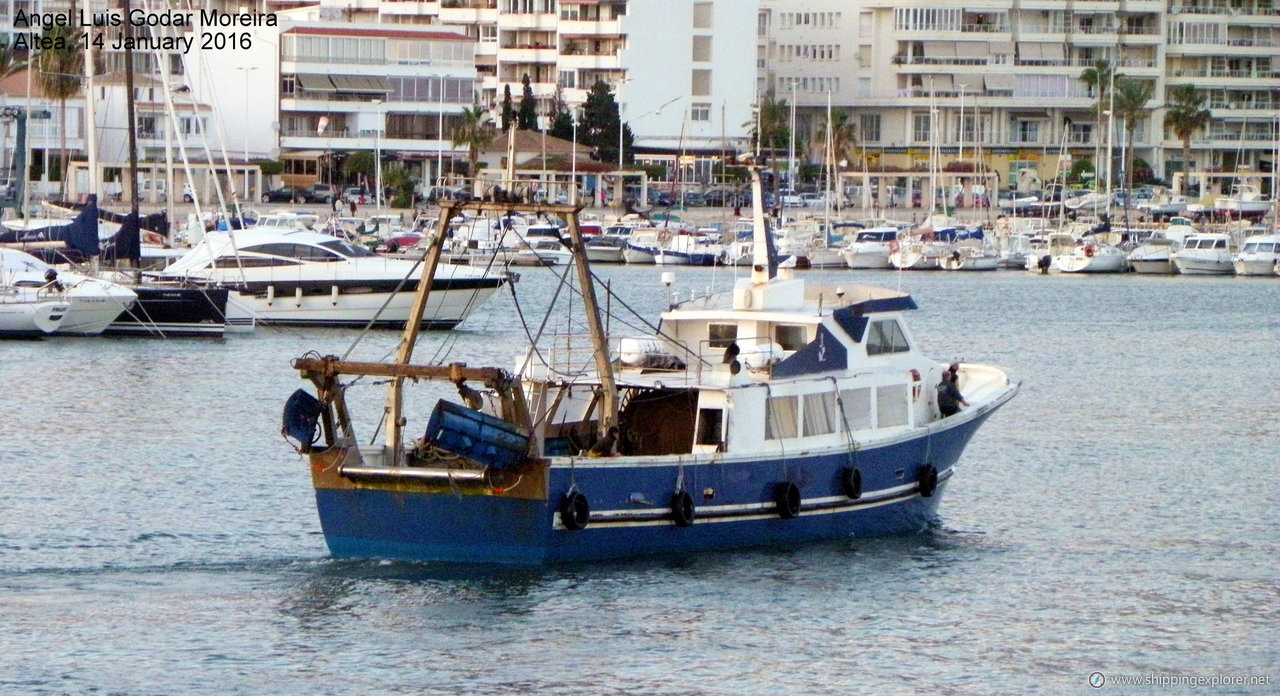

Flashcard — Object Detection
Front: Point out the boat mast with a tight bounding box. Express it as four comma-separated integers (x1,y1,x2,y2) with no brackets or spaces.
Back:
563,210,619,436
123,0,139,222
383,201,459,465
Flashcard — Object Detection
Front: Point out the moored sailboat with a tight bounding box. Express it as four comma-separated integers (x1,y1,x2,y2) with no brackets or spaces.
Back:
283,168,1021,565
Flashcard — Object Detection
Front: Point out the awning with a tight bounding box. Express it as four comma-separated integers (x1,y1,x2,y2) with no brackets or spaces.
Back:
1041,43,1065,60
955,42,988,58
1008,110,1050,119
924,41,956,58
329,75,395,93
297,74,337,91
930,74,954,90
990,41,1015,54
1019,43,1042,60
985,73,1014,90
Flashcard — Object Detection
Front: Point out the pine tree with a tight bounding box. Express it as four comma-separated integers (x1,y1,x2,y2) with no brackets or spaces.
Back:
500,85,515,132
579,81,623,163
517,75,538,131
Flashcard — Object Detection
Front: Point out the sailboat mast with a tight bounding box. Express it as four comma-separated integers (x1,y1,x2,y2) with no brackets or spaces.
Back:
123,0,139,218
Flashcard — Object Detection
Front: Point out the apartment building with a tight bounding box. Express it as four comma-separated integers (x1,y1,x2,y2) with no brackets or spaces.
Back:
762,0,1278,196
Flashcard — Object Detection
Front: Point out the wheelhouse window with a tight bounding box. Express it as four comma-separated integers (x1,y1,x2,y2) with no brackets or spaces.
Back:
244,243,344,262
839,387,873,430
775,324,807,351
802,392,838,436
876,384,909,427
212,256,303,268
708,323,737,348
765,395,798,440
696,408,723,446
866,319,910,355
320,239,375,257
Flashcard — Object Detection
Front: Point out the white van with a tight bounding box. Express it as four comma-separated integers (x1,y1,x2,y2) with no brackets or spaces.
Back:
137,179,195,202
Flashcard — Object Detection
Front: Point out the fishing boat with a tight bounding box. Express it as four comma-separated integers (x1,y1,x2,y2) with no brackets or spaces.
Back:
283,168,1021,565
841,227,900,270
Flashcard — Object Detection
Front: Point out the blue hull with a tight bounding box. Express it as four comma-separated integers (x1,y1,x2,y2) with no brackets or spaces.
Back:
314,411,992,565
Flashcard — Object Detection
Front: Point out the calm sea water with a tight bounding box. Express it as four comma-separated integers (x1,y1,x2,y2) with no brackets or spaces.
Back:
1,266,1277,695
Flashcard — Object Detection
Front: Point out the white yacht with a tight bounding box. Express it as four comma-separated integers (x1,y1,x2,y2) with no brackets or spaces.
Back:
841,227,900,269
0,248,137,335
1127,218,1196,274
1171,232,1234,275
156,229,508,329
1232,231,1280,277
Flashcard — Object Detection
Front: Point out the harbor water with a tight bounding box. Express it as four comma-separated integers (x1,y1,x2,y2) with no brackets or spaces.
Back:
1,265,1277,694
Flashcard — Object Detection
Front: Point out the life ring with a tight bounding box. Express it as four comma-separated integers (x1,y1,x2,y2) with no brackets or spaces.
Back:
888,239,901,254
909,368,922,402
560,490,590,530
774,481,802,519
841,467,863,500
918,465,939,498
1084,244,1096,258
658,230,671,244
671,490,695,527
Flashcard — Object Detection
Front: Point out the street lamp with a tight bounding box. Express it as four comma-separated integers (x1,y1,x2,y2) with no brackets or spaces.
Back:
621,96,679,206
235,66,258,197
372,98,383,210
436,75,445,189
958,83,967,207
788,79,798,189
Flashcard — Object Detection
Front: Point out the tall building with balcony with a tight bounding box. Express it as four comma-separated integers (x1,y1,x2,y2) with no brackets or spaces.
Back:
304,0,758,181
271,23,476,187
762,0,1278,198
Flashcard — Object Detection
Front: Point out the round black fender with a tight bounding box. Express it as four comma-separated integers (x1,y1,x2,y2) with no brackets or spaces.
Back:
560,490,590,530
774,481,801,519
671,490,695,527
918,465,939,498
841,467,863,500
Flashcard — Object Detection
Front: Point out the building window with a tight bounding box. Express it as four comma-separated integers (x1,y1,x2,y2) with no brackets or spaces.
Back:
912,113,932,143
692,2,712,29
691,69,711,96
691,104,710,122
860,114,880,142
692,36,712,63
1013,119,1039,144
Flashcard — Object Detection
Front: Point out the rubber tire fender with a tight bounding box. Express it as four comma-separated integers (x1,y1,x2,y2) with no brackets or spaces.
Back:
671,490,695,527
918,465,939,498
841,467,863,500
560,490,590,530
774,481,801,519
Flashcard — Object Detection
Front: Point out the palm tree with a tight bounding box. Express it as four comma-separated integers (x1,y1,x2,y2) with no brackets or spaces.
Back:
812,109,858,170
0,43,26,78
34,23,83,196
1112,77,1155,196
451,106,495,189
1163,84,1211,195
743,91,790,189
1079,59,1122,191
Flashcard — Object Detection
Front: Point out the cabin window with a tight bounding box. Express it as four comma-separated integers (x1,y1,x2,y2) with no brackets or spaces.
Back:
876,384,909,427
866,319,910,356
802,392,838,436
709,323,737,348
839,387,873,430
775,325,807,351
765,395,799,440
696,408,724,446
212,256,302,268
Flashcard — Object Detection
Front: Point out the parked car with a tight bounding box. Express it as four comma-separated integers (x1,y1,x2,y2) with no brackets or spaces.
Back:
261,186,298,203
344,187,370,204
778,188,804,207
799,192,828,208
375,232,424,254
679,191,707,207
300,183,337,204
0,178,15,202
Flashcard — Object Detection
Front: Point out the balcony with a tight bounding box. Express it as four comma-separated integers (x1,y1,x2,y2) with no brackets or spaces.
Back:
439,0,497,23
